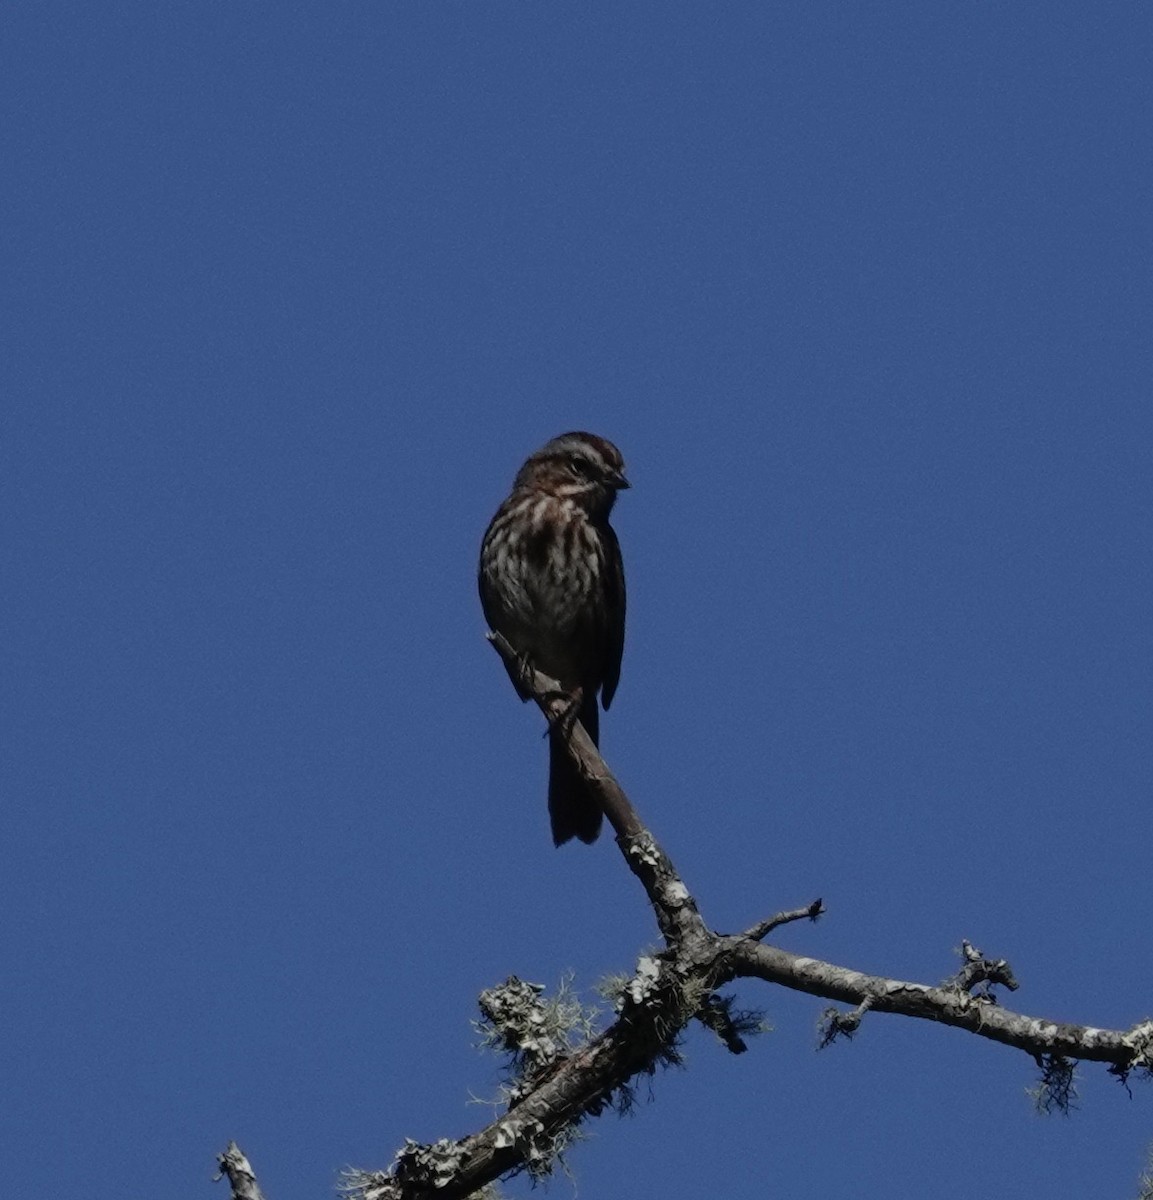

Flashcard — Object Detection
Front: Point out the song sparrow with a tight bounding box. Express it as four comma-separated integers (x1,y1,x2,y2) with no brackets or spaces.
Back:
479,432,629,845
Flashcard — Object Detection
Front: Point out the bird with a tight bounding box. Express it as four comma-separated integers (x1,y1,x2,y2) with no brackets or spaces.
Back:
478,431,629,845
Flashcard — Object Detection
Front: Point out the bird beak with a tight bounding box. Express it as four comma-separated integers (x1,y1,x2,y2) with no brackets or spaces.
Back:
609,470,630,490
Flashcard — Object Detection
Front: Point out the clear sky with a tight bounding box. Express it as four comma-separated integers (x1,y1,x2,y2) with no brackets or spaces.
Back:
4,5,1152,1198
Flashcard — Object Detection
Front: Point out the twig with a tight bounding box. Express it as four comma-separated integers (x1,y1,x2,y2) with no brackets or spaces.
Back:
742,898,825,942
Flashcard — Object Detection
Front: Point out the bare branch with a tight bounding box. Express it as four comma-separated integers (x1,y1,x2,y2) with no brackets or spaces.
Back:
741,898,825,942
732,939,1146,1066
354,923,1153,1199
487,631,645,842
330,633,1153,1199
945,938,1020,998
487,630,704,947
818,997,874,1047
346,950,706,1200
215,1143,267,1200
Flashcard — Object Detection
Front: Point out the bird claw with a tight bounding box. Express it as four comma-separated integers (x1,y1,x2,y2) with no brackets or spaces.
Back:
499,644,582,737
543,687,584,741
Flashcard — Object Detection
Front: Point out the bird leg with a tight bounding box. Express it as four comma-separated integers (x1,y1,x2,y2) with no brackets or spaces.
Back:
498,641,579,727
543,685,584,742
510,648,536,701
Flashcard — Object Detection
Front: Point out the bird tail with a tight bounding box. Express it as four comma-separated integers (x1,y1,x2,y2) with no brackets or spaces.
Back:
548,695,602,846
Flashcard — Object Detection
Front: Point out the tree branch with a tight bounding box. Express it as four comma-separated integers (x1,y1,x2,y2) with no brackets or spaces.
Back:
215,1142,267,1200
741,898,825,942
486,630,646,844
299,635,1153,1199
486,630,703,946
731,940,1147,1065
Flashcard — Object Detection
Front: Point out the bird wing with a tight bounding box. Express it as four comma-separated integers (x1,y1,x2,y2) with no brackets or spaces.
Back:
599,521,626,710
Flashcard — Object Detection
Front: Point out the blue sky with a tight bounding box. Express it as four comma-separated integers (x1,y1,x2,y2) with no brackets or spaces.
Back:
4,4,1152,1197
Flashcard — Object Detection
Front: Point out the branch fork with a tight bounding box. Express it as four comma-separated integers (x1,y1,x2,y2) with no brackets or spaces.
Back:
218,635,1153,1200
